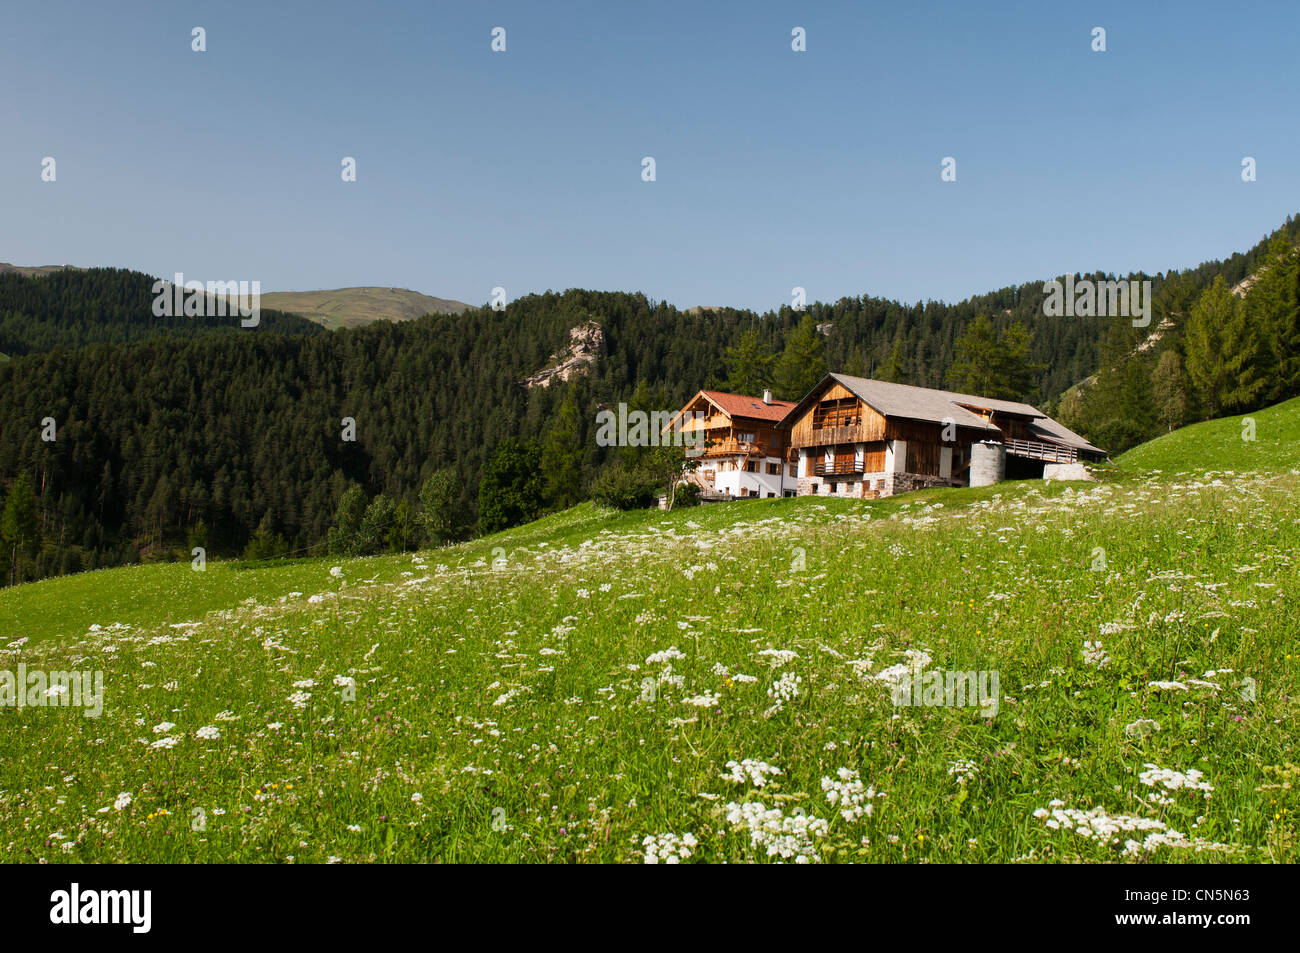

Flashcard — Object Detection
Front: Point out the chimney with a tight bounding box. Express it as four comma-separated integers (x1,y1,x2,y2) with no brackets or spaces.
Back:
762,389,773,405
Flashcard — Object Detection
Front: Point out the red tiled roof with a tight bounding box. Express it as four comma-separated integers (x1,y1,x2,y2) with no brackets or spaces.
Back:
699,390,796,423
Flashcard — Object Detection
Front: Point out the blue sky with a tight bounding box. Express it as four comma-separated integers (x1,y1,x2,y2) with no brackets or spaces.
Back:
2,0,1297,312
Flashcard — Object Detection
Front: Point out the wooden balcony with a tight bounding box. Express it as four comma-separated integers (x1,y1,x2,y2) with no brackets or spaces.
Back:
793,424,870,448
700,438,756,456
814,459,864,476
1005,438,1077,464
699,438,784,458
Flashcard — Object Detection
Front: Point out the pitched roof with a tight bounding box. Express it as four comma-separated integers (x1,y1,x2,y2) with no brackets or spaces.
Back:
1023,415,1104,454
698,389,796,423
782,374,1103,454
826,375,1002,432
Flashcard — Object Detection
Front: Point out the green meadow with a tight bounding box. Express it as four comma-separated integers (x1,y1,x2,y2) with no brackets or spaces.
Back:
1,400,1297,863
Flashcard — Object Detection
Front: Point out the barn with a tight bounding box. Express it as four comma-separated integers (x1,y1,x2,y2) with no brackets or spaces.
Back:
777,373,1104,499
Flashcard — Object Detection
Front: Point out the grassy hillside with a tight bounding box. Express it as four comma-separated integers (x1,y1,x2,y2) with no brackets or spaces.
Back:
1,412,1297,863
258,287,471,329
1119,395,1300,474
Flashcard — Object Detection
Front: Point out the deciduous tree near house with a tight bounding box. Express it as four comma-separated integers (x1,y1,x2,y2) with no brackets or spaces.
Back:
419,467,463,545
1151,349,1189,433
478,439,543,535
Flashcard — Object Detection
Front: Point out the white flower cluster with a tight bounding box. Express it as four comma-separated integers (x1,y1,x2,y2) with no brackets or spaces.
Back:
872,649,932,688
646,646,686,665
287,691,312,709
1139,764,1213,797
764,671,801,716
642,832,698,864
113,792,132,811
947,759,978,781
195,725,220,740
1123,718,1160,739
682,692,720,708
1081,640,1111,668
720,759,783,788
657,665,685,692
1121,830,1231,857
821,767,875,822
1032,800,1166,843
757,648,799,667
724,801,828,863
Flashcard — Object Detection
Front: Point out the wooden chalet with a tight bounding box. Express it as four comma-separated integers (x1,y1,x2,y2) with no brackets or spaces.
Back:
777,373,1104,499
667,389,798,499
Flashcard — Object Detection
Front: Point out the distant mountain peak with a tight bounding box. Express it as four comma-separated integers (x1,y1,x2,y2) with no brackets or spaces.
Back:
0,263,83,277
256,286,472,329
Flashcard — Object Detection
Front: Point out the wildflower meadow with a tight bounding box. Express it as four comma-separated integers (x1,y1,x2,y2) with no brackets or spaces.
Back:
1,400,1297,863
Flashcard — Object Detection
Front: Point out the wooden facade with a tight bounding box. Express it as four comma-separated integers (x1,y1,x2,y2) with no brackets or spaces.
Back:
776,374,1103,500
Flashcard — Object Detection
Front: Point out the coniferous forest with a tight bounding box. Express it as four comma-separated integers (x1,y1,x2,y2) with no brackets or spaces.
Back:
0,215,1297,586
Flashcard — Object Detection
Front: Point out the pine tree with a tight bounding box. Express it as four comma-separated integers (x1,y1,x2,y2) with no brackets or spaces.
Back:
946,317,1041,399
1185,277,1265,416
876,338,909,383
722,328,772,395
1243,234,1300,402
772,315,827,400
1,473,39,585
539,393,584,510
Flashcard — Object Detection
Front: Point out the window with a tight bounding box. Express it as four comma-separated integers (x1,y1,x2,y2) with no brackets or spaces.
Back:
766,462,779,475
788,464,797,477
746,462,758,472
783,490,796,498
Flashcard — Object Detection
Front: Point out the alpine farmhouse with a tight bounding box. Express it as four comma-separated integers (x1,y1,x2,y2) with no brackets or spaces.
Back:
668,389,799,499
671,374,1103,501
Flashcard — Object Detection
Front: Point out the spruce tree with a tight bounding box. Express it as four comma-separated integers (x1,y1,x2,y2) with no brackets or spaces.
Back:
772,315,827,400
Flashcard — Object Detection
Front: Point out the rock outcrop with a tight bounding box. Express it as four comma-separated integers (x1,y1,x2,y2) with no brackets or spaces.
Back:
522,321,604,388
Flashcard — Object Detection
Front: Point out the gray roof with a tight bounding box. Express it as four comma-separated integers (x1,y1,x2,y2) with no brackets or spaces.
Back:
789,374,1103,454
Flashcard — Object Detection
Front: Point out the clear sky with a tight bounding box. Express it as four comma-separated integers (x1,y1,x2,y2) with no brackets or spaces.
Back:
2,0,1297,312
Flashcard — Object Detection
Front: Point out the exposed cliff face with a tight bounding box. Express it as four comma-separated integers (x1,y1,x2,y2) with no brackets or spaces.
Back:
522,321,605,388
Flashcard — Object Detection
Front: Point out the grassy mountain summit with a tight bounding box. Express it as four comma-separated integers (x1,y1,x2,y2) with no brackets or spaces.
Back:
0,397,1295,862
0,263,83,277
258,287,472,329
